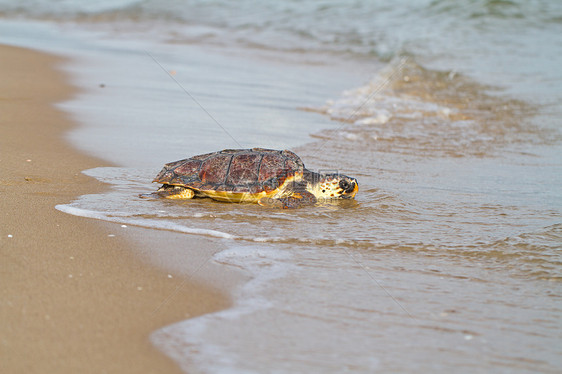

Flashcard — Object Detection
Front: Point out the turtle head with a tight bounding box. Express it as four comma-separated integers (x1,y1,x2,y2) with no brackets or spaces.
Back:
307,172,359,201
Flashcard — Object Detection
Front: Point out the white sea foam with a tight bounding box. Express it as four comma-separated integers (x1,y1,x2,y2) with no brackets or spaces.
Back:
55,204,237,240
54,202,362,246
354,111,391,125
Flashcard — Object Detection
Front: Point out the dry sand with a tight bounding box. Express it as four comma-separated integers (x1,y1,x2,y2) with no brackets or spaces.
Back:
0,44,229,373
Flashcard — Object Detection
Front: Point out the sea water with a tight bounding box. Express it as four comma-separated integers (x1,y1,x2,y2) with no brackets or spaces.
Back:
1,1,561,372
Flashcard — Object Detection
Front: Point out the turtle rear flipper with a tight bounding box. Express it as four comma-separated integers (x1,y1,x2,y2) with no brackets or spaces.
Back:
139,185,195,199
258,191,317,209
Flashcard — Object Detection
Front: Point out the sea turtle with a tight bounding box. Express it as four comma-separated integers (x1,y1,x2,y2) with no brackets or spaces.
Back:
142,148,358,208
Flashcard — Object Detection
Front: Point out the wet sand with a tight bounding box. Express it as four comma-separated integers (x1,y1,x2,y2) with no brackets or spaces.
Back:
0,44,229,373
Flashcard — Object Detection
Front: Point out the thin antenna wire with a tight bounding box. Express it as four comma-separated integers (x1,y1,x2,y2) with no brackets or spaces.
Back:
146,50,243,148
146,51,413,319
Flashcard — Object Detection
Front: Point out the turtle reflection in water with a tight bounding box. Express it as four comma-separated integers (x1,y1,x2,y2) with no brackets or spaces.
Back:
142,148,358,209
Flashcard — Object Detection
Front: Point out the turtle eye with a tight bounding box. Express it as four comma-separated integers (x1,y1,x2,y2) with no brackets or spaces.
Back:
339,180,350,191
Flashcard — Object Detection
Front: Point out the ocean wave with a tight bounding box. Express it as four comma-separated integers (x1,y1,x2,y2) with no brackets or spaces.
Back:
305,57,551,158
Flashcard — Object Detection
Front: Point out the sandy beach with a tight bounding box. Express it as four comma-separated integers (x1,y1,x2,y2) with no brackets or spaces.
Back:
0,44,229,373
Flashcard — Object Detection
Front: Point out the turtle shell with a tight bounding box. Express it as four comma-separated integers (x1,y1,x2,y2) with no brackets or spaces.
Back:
153,148,305,196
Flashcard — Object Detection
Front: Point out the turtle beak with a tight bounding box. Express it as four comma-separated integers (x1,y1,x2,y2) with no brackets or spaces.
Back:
348,180,358,198
339,179,358,198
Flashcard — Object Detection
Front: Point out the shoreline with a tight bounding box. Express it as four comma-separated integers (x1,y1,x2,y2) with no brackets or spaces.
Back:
0,44,229,373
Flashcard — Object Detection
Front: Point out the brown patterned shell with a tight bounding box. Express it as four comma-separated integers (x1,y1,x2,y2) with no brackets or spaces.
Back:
153,148,305,194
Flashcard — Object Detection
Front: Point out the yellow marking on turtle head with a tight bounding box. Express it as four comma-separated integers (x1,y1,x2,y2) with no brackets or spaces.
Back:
307,174,358,200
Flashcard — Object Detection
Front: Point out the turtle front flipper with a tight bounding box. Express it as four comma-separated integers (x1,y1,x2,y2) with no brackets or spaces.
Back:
139,185,195,199
258,191,317,209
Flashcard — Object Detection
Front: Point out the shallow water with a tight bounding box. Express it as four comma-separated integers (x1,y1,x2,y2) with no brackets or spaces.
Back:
2,0,562,372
